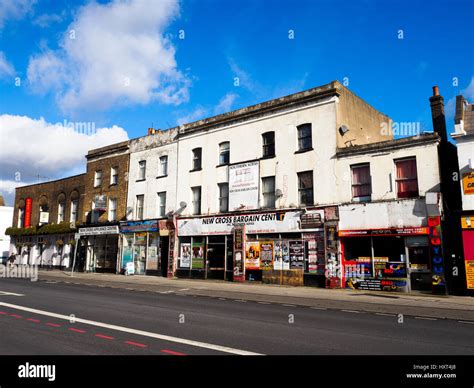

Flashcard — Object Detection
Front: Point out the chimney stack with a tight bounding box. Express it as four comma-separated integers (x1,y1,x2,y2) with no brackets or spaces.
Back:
148,127,155,135
429,85,447,143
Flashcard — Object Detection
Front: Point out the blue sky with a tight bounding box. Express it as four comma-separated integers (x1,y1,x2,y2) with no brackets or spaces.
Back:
0,0,473,204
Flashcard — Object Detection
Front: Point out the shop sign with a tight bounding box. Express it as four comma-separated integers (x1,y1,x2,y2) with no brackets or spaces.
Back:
274,240,289,270
324,206,339,221
428,216,446,289
180,243,191,268
300,211,323,229
245,241,260,270
24,198,32,228
462,172,474,195
78,225,119,235
177,211,319,236
338,227,429,237
259,241,274,270
233,226,245,281
289,240,304,270
125,262,135,275
191,242,204,269
228,161,259,211
346,277,408,292
120,220,158,233
135,232,147,245
94,195,107,210
39,211,49,224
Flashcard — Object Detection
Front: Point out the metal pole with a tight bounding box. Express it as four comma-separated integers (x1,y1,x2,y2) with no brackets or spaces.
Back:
71,236,79,277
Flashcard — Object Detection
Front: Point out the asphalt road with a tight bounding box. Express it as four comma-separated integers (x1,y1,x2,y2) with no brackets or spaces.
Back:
1,278,473,355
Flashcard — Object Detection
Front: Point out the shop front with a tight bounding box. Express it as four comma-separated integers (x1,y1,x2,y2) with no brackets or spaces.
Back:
119,219,171,276
460,214,474,295
78,225,120,273
176,208,340,287
339,226,434,293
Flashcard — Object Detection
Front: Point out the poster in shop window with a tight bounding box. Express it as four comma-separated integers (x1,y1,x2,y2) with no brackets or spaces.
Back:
180,243,191,268
192,242,204,269
259,241,274,270
245,241,260,270
273,240,289,270
289,240,304,270
146,246,158,271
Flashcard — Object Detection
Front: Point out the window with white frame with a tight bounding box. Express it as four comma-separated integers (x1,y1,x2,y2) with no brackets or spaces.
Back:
262,132,275,157
297,123,312,151
192,187,201,215
110,166,118,185
159,155,168,176
218,183,228,212
262,176,276,208
395,157,419,199
157,192,166,217
18,208,24,227
138,161,146,180
351,163,371,202
70,200,78,223
219,142,230,165
94,170,102,187
57,202,65,223
109,198,117,221
298,171,314,206
136,195,144,220
192,148,202,170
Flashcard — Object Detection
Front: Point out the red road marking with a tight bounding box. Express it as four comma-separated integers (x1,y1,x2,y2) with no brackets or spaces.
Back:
46,323,61,328
69,328,86,333
124,341,147,348
0,311,8,315
161,349,186,356
26,318,40,323
10,314,22,319
95,334,114,340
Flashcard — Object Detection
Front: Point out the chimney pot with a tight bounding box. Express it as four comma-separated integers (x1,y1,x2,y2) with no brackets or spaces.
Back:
433,86,439,96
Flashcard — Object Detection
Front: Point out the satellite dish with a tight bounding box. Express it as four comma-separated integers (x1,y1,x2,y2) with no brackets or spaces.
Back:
179,201,187,208
275,189,283,198
339,125,349,136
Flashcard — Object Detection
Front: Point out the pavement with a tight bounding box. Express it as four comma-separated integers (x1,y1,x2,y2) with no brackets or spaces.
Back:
1,276,474,356
32,269,474,321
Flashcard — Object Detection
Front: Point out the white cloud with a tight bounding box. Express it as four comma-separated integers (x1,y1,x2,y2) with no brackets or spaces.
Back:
32,11,66,28
214,93,238,115
0,114,129,186
27,0,190,113
177,107,208,125
0,51,15,78
0,0,36,29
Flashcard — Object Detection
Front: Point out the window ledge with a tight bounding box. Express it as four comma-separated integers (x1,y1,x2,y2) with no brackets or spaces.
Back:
260,155,276,160
109,183,118,187
136,179,146,182
156,174,168,179
189,168,202,172
216,163,229,168
294,147,314,154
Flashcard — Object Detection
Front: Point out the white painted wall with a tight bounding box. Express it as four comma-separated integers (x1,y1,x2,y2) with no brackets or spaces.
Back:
127,130,178,220
0,206,13,259
456,137,474,211
175,96,339,216
334,141,441,204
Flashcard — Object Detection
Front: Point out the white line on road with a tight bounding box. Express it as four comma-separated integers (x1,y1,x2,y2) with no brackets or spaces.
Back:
414,316,437,321
0,302,262,356
375,313,396,317
257,302,271,305
159,291,174,294
342,310,362,314
309,307,327,310
0,291,24,296
458,320,474,324
282,304,296,308
179,289,190,292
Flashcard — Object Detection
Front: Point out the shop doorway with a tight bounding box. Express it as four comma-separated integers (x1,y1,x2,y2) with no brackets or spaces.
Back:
160,236,169,277
207,236,226,280
406,237,431,291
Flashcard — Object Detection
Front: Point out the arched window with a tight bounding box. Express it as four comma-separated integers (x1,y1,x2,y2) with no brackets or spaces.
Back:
57,193,66,223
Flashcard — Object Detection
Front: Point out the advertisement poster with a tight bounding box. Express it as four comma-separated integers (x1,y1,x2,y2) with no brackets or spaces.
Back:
228,161,260,211
245,241,260,270
259,241,274,270
191,242,204,269
273,240,289,270
180,243,191,268
465,261,474,290
463,172,474,195
289,240,304,269
303,233,320,274
122,246,133,270
146,246,158,271
346,277,408,292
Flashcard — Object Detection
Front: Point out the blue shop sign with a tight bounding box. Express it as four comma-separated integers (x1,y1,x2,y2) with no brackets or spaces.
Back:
120,220,159,233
